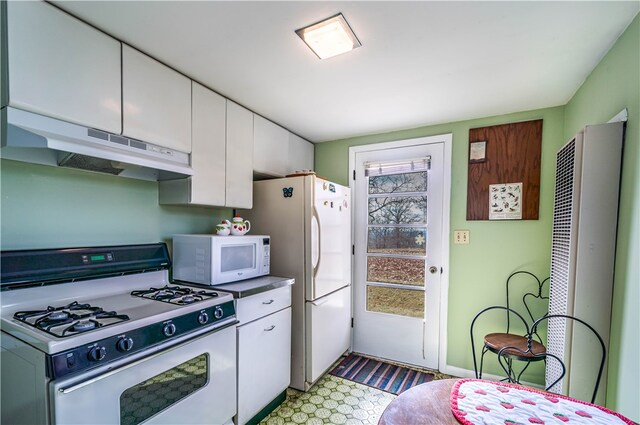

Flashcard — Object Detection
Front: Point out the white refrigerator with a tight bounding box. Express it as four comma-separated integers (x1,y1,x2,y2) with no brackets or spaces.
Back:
240,175,351,391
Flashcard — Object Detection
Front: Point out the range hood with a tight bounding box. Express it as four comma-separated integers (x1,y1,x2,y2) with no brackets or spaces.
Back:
1,107,192,181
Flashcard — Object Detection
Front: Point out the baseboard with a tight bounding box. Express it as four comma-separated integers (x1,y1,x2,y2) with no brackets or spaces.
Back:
442,364,544,389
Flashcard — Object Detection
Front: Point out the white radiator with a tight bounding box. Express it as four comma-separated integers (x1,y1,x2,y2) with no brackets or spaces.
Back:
547,121,624,405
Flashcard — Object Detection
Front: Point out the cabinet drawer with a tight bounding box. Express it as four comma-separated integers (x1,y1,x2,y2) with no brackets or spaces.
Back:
237,307,291,425
236,285,291,325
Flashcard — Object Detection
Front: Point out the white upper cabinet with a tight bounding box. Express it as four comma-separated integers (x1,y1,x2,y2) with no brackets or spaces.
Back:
253,115,289,177
226,101,254,209
287,133,314,174
190,83,226,205
159,82,226,206
122,45,191,153
4,1,121,133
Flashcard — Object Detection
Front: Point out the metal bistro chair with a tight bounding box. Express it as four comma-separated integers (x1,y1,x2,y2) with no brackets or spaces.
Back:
497,314,606,404
470,271,549,383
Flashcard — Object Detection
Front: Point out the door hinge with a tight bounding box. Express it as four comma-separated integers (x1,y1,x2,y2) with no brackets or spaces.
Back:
353,170,356,181
352,245,355,255
351,318,354,328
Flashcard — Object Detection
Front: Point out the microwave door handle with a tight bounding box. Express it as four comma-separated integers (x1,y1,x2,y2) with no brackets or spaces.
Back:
312,206,321,278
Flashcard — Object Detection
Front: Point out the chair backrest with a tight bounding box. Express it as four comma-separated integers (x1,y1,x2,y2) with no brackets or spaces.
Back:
470,305,533,378
505,271,549,342
497,314,606,404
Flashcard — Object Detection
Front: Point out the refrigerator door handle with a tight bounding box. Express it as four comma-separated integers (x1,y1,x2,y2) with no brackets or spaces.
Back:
312,206,322,278
310,298,328,306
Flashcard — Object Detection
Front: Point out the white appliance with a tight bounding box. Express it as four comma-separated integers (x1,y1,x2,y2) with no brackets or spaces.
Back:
172,234,271,285
0,243,237,425
1,106,192,181
547,121,624,405
240,175,351,391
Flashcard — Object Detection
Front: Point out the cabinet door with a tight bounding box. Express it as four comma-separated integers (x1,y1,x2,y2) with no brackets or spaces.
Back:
226,101,253,208
122,45,191,153
237,307,291,425
5,1,121,133
253,114,288,177
190,82,226,205
288,133,314,173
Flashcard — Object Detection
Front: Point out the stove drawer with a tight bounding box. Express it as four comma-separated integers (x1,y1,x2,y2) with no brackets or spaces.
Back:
236,285,291,325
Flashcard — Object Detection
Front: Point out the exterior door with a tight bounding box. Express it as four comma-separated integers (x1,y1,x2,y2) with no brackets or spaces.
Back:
352,139,446,369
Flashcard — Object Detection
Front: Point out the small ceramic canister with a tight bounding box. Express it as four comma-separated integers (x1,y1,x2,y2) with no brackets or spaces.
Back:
216,220,231,236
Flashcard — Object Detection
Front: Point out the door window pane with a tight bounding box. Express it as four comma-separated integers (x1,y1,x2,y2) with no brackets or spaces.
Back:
367,257,425,286
367,227,426,255
368,196,427,224
120,354,208,425
368,172,427,194
367,286,424,318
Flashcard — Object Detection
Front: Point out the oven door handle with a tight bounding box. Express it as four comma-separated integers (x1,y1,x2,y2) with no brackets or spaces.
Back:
58,358,144,394
58,320,238,394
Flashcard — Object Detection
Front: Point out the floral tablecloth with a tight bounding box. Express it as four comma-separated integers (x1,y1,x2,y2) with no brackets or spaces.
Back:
450,379,635,425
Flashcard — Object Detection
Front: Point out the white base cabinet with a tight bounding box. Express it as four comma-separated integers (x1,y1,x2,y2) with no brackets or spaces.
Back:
235,286,291,425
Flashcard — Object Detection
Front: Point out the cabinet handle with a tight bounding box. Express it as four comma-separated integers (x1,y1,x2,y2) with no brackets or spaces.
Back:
262,300,274,305
264,325,276,332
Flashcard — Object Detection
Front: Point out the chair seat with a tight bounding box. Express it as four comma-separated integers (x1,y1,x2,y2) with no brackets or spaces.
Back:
484,333,546,361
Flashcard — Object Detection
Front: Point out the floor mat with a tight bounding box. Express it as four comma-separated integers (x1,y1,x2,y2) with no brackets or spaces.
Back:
328,353,435,395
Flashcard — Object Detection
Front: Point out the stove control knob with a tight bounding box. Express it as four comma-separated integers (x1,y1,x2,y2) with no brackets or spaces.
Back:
163,323,176,337
198,312,209,325
116,337,134,352
213,306,224,319
88,346,106,362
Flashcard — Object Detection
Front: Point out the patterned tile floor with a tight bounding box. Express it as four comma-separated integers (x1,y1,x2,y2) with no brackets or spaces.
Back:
260,374,395,425
259,360,455,425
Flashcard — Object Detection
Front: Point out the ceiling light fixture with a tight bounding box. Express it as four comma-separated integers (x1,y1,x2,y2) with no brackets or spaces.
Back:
295,13,361,60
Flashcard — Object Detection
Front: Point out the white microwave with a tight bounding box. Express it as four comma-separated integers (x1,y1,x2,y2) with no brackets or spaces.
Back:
172,234,270,285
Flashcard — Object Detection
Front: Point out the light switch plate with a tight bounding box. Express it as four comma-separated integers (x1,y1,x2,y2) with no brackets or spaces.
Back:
454,230,470,244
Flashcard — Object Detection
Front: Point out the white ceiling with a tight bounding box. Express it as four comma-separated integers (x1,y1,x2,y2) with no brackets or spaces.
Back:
54,1,639,143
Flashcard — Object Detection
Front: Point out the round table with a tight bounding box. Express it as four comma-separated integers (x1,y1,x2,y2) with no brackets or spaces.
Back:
378,379,460,425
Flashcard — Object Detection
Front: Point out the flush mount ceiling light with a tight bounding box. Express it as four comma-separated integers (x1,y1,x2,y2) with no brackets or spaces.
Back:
295,13,361,60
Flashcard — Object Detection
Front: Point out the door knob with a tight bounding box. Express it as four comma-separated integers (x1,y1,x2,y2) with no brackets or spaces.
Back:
429,266,439,274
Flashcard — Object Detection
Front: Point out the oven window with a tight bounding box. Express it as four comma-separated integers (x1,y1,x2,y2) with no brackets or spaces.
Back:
221,244,255,272
120,353,208,425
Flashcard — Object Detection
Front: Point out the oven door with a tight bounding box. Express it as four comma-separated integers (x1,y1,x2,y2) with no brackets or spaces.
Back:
50,324,236,425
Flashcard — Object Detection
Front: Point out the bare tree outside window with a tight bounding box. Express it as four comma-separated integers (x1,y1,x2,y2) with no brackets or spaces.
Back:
366,171,428,317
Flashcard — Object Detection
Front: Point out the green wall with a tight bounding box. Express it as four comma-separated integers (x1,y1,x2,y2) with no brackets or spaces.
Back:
316,106,566,384
563,14,639,420
0,159,232,249
315,13,639,420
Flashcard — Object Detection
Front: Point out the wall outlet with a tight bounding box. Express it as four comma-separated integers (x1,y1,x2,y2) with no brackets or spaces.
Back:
454,230,470,244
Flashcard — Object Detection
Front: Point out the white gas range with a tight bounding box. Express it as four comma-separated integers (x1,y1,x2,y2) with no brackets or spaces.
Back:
0,243,237,425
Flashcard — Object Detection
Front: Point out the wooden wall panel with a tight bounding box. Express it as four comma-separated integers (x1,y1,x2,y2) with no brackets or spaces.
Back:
467,119,542,220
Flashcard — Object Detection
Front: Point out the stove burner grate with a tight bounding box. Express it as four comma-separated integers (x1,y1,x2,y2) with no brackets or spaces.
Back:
13,301,129,338
131,285,219,305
